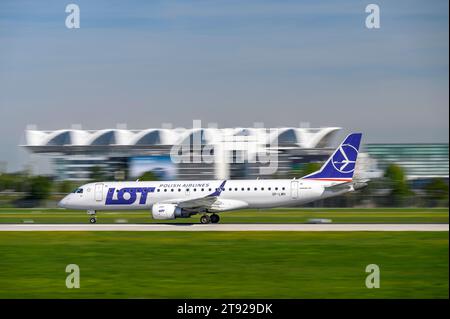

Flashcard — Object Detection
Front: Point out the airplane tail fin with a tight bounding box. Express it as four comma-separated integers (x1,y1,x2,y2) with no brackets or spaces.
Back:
302,133,362,181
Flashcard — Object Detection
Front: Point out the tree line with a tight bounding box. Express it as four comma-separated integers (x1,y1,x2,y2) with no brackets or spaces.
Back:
0,164,448,207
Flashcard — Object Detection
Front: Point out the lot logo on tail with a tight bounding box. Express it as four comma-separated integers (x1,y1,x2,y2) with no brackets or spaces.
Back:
302,133,362,180
331,144,358,173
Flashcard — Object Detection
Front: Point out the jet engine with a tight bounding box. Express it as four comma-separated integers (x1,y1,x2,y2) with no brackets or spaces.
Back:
151,203,190,220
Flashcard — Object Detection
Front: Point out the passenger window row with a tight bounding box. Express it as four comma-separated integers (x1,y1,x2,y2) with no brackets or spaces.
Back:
154,187,286,193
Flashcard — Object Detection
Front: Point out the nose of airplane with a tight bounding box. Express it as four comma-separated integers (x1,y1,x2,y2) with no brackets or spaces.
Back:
58,195,69,208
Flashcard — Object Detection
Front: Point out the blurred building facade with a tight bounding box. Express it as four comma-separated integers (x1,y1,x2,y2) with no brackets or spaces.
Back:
364,144,449,181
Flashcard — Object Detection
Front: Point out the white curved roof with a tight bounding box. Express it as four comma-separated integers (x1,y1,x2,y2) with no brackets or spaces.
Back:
267,127,340,148
176,128,224,145
24,127,341,148
131,129,179,145
299,127,341,148
87,129,135,146
27,129,92,146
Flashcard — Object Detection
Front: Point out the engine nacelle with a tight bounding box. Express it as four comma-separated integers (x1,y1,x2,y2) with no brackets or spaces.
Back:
151,203,189,220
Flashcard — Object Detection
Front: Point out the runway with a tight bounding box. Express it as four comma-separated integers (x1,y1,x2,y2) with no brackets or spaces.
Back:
0,224,448,231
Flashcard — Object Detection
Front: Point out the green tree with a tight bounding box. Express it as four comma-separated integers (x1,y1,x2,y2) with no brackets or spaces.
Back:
0,173,13,191
302,162,322,176
57,180,77,194
384,164,412,206
425,179,449,207
89,166,106,182
139,171,159,181
0,172,28,192
292,162,322,178
27,176,52,201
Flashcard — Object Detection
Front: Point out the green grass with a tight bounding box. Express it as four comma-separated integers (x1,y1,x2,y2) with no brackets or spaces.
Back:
0,208,448,224
0,231,447,298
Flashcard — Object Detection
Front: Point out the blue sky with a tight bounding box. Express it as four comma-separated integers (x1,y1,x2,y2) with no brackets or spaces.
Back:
0,0,448,172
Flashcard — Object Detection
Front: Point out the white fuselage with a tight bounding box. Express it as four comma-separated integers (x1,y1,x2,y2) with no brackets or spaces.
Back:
59,178,351,212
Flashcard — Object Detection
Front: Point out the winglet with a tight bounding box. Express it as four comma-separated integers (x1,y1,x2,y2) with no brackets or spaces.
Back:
208,180,227,197
302,133,362,181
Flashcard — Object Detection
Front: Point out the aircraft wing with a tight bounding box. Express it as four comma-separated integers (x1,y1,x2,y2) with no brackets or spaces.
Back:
160,180,248,212
161,180,226,210
168,195,219,209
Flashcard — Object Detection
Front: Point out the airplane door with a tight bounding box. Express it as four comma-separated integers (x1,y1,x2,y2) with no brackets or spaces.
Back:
95,183,104,201
290,181,298,199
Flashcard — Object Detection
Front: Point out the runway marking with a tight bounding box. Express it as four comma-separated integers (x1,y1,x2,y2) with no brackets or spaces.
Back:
0,224,448,232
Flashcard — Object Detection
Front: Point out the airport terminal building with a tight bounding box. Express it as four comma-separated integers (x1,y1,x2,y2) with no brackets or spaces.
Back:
22,127,448,182
22,126,345,181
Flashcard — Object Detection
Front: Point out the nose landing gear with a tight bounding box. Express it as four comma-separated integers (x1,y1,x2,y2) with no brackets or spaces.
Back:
87,210,97,224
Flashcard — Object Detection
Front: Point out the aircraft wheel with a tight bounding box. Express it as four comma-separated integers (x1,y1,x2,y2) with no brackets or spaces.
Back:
89,217,97,224
200,215,211,224
210,214,220,224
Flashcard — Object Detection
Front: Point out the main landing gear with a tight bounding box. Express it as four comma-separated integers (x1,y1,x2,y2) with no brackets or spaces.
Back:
200,214,220,224
87,210,97,224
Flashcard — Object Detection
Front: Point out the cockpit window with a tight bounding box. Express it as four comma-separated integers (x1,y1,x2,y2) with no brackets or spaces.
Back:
72,188,84,194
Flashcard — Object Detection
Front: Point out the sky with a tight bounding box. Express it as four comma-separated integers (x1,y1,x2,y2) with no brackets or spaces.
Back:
0,0,448,172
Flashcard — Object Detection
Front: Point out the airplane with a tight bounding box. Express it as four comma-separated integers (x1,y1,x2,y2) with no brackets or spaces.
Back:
58,133,366,224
